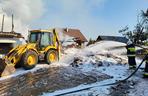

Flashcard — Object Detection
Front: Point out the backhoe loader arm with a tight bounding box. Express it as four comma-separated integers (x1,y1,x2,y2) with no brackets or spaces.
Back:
4,45,27,65
0,45,28,76
0,43,38,77
53,29,61,59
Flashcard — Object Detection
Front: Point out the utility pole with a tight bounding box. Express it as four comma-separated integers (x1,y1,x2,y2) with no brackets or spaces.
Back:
11,14,14,32
1,15,4,32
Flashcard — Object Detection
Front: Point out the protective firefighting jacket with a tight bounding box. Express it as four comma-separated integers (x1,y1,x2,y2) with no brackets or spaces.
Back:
126,44,136,57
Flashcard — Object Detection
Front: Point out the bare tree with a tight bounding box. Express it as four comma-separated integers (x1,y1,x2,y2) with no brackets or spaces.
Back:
119,9,148,45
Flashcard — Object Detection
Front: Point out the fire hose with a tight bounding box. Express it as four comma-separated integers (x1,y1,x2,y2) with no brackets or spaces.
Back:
54,54,147,96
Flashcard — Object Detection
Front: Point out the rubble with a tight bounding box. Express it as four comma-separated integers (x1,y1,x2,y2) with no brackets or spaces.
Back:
109,80,136,96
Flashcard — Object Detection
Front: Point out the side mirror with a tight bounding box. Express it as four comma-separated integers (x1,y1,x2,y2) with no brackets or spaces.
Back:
25,40,28,43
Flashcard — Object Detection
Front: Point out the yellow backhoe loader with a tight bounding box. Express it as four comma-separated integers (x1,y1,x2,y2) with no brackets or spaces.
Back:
0,29,61,77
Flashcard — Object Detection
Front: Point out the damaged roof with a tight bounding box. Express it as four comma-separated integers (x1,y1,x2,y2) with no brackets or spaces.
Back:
63,29,88,42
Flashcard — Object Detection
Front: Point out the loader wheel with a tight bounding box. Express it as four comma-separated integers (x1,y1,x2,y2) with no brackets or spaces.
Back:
46,50,58,64
22,50,38,70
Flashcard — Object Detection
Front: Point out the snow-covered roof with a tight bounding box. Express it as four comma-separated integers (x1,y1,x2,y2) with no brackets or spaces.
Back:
97,35,128,43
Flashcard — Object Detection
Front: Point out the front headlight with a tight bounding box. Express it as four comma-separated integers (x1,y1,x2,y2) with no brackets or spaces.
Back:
0,54,5,58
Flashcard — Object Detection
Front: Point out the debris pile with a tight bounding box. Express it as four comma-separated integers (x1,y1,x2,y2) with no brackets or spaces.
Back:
109,80,136,96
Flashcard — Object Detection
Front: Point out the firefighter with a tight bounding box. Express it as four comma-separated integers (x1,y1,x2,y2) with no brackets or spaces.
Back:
143,54,148,77
126,40,136,69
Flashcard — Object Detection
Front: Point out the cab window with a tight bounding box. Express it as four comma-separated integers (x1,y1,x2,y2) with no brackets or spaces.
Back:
40,32,53,47
29,33,39,43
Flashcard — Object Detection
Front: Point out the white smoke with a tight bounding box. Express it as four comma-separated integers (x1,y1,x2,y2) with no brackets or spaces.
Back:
0,0,45,38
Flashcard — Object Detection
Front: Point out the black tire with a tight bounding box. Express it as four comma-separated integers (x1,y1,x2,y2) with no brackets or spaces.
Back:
21,50,38,70
15,62,22,68
45,50,58,64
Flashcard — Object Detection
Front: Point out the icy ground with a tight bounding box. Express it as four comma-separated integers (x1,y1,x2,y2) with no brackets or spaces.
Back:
43,41,128,96
42,41,148,96
1,41,147,96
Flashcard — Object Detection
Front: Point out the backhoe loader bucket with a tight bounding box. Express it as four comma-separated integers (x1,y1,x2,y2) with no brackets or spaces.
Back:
0,59,15,77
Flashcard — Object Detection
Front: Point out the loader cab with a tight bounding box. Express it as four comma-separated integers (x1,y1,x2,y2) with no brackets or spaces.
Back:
28,30,54,50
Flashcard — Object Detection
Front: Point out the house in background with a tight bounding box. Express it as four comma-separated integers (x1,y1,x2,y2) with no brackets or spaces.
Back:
96,35,128,43
0,32,24,59
56,28,88,48
63,28,87,46
0,14,24,59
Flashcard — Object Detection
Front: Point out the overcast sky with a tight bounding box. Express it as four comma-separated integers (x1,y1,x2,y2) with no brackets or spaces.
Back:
0,0,147,39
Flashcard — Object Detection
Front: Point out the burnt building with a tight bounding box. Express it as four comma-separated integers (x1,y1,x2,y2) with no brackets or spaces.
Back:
62,28,87,47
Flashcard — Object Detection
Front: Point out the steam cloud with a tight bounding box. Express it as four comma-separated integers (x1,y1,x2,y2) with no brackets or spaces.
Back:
0,0,45,38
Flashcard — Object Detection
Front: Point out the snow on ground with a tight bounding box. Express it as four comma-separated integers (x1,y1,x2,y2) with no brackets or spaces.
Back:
1,40,144,96
43,41,148,96
60,40,127,64
83,40,126,55
0,64,50,81
42,64,129,96
128,76,148,96
42,41,132,96
1,40,145,96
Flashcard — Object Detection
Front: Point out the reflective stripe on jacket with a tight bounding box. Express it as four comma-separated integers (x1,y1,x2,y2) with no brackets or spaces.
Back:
126,44,136,57
128,48,135,52
127,54,136,57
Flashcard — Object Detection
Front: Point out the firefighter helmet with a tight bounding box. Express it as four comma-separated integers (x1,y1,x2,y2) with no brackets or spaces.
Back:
127,40,133,45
